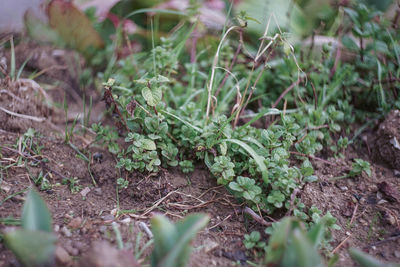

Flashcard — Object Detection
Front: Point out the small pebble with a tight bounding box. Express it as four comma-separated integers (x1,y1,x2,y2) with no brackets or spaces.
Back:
394,170,400,177
55,246,71,265
99,225,107,233
68,217,82,229
61,226,72,237
102,214,115,221
394,251,400,258
80,187,91,197
54,224,60,232
339,186,348,192
72,241,85,252
94,188,102,196
65,245,79,256
120,217,131,225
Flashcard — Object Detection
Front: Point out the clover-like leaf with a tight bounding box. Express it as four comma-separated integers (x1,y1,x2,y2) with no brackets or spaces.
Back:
141,139,157,151
142,87,162,107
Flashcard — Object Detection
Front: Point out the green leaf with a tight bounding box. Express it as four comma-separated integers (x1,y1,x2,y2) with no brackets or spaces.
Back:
150,74,170,83
22,190,52,232
222,139,268,183
229,182,243,192
4,229,56,267
142,87,162,107
151,214,209,267
349,248,391,267
141,139,157,151
307,221,325,248
342,36,359,51
285,229,324,267
24,10,63,46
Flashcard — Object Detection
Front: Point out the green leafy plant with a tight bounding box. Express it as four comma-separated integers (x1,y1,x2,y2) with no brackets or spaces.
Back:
229,176,262,204
33,171,52,191
330,158,371,181
62,177,82,193
150,213,209,267
264,217,325,266
117,177,129,190
3,189,56,267
243,231,267,258
179,160,194,173
210,156,236,185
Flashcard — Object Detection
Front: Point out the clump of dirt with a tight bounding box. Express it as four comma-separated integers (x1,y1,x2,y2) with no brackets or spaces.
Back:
3,42,82,99
0,78,60,133
372,109,400,171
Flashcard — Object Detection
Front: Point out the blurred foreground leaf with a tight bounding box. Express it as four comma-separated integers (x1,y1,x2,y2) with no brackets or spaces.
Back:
22,189,52,232
24,10,64,46
4,230,56,267
47,0,104,55
3,189,56,267
151,213,209,267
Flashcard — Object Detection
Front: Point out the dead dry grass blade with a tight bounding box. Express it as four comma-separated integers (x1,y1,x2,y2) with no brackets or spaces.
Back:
0,107,46,122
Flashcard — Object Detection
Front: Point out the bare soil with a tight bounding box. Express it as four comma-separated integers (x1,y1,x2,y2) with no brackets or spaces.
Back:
1,46,400,266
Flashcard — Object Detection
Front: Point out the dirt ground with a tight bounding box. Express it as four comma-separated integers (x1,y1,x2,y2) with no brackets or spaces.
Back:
0,46,400,266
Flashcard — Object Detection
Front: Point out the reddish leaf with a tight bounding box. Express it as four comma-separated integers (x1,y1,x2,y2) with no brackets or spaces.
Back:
47,0,104,54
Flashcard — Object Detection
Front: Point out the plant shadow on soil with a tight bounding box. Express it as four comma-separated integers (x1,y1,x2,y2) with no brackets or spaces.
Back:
1,46,400,266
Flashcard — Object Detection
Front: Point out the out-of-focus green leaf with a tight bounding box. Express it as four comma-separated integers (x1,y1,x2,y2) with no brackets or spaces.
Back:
151,213,209,267
349,248,399,267
265,217,294,264
24,10,63,46
3,230,56,267
342,35,359,51
363,0,393,11
21,190,52,233
47,0,104,55
283,229,324,267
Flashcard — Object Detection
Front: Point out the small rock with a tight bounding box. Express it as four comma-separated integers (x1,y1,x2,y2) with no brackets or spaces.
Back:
99,225,107,233
55,246,72,265
203,238,219,253
339,186,348,192
110,208,118,216
359,219,368,226
94,188,102,196
68,217,82,229
394,170,400,177
79,241,140,267
0,183,11,193
61,226,72,237
80,187,91,197
394,250,400,258
73,241,85,252
369,184,378,192
101,214,115,221
54,224,60,232
120,217,131,225
65,245,79,256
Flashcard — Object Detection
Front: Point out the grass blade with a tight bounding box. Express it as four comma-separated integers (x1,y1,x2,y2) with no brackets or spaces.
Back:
222,138,268,183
